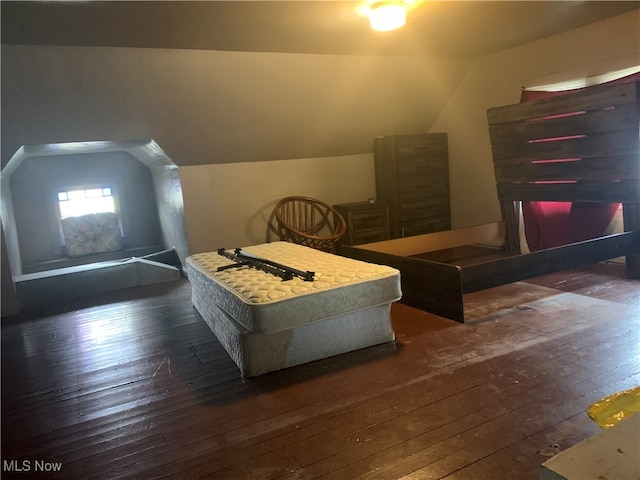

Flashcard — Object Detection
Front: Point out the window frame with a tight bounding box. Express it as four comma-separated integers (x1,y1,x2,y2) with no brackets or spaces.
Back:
45,178,127,256
57,185,118,221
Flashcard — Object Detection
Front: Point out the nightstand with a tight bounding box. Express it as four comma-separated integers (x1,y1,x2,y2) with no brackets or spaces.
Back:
333,201,391,248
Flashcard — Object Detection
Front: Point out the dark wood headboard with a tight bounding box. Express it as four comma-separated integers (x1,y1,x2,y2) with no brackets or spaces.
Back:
487,81,639,204
486,81,640,255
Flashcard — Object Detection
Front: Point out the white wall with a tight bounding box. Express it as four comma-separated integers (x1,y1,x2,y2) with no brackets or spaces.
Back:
0,45,470,167
181,153,375,253
430,9,640,228
182,9,639,251
2,10,638,256
1,44,470,256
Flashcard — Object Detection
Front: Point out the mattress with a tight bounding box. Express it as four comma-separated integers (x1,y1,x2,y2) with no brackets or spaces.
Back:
186,241,402,333
192,291,395,377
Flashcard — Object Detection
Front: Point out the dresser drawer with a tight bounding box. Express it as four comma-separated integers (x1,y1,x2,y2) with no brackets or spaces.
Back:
333,201,390,247
353,226,390,245
402,217,451,237
350,208,388,230
401,199,449,222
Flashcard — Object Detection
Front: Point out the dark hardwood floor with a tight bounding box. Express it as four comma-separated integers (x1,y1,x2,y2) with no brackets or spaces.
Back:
2,261,639,479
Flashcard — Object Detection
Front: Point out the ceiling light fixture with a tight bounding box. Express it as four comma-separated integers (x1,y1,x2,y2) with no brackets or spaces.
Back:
369,1,406,32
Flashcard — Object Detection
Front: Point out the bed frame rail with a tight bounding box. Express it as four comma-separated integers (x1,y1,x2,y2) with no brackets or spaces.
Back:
341,244,465,322
343,81,640,323
462,231,639,292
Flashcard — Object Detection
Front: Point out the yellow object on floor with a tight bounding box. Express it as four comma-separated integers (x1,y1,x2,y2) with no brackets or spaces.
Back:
587,386,640,429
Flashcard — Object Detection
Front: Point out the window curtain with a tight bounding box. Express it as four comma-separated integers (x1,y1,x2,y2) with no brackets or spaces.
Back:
520,71,639,251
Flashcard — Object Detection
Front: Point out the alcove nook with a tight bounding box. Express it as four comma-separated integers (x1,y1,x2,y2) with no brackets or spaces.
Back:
1,140,189,308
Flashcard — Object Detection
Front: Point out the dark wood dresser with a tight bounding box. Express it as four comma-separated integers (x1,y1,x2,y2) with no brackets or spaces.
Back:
374,133,451,238
333,201,390,248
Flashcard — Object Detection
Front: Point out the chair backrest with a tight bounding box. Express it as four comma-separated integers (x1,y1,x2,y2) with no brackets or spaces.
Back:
273,196,346,252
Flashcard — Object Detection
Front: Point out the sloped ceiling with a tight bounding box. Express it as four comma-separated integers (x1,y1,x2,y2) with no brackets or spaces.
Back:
1,1,639,167
3,1,638,57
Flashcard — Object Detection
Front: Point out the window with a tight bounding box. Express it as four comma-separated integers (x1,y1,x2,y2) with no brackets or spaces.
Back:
524,65,640,92
55,185,123,248
57,187,116,219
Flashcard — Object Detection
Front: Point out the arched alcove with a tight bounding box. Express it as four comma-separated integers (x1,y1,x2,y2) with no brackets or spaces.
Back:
1,140,189,297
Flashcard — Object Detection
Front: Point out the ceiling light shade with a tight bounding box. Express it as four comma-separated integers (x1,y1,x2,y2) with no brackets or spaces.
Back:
369,1,406,32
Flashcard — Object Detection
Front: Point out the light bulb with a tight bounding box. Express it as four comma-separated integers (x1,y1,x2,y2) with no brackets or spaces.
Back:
369,2,406,32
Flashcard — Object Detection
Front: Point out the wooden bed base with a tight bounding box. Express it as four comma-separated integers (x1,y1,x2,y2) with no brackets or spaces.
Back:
342,223,639,322
343,80,640,322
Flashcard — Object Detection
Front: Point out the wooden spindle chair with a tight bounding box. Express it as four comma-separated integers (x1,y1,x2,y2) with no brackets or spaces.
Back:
273,196,347,253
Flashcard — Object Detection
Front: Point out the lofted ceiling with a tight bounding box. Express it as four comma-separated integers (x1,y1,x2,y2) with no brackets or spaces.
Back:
1,1,639,167
2,1,639,58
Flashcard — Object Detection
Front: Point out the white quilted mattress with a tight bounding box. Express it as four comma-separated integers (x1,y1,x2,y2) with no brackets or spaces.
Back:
186,242,402,334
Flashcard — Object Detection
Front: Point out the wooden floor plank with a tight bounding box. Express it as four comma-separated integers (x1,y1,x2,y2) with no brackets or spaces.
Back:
2,264,639,480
